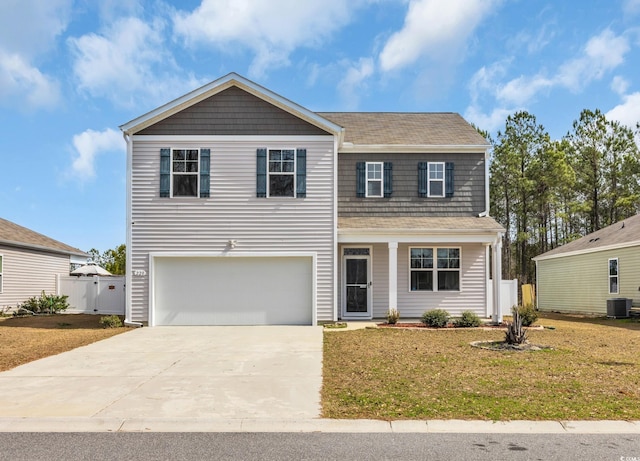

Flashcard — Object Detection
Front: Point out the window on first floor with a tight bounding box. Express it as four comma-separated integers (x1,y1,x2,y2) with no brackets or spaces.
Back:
609,258,619,294
410,247,460,291
0,254,3,293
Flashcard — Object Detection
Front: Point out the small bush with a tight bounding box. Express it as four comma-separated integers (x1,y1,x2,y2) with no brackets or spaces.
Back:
454,310,482,328
505,309,528,344
99,315,123,328
421,309,450,328
18,291,69,314
512,303,538,326
386,308,400,325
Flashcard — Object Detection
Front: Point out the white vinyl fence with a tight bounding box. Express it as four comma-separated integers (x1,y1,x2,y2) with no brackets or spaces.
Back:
57,275,125,315
487,279,518,318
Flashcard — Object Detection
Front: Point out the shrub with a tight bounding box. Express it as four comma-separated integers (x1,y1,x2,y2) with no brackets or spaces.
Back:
386,308,400,325
512,303,538,326
454,310,482,328
421,309,450,328
505,309,528,345
99,315,123,328
18,291,69,314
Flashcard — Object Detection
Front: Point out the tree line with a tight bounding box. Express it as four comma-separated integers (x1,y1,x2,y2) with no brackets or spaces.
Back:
483,109,640,285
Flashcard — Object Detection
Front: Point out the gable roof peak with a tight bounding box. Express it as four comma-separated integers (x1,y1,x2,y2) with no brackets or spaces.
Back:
120,72,343,136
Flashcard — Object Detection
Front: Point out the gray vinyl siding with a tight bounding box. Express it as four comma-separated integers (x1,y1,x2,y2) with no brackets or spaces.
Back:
537,246,640,315
0,245,69,310
338,152,485,216
137,87,330,136
337,242,487,319
130,137,335,323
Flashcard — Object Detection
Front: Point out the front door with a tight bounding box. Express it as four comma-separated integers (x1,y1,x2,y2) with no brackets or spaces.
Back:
343,248,372,318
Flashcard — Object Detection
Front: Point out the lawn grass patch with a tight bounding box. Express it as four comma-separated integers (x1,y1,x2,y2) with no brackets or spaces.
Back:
0,314,130,372
322,313,640,420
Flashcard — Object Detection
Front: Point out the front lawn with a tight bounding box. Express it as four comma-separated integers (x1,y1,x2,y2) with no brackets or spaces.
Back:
322,313,640,420
0,314,130,372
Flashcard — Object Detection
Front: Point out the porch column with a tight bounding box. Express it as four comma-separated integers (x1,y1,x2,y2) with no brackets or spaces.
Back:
388,242,398,312
492,237,503,323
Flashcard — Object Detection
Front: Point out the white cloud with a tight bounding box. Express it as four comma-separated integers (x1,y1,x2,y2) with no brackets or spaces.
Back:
68,17,205,108
70,128,124,179
466,29,632,128
0,0,72,57
172,0,364,77
556,29,629,92
379,0,501,72
606,92,640,131
0,0,70,109
464,105,514,133
0,51,60,109
496,74,553,106
611,76,630,96
338,58,375,110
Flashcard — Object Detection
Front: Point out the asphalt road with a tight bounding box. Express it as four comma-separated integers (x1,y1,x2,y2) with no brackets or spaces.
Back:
1,433,639,460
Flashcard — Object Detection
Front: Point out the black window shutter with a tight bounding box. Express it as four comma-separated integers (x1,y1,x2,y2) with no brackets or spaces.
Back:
383,162,393,198
200,148,210,198
296,148,306,198
445,162,455,197
160,148,170,197
418,162,427,197
356,162,365,197
256,148,267,197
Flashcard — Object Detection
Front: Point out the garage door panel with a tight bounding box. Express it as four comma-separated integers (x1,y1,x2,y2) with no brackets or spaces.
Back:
153,256,312,325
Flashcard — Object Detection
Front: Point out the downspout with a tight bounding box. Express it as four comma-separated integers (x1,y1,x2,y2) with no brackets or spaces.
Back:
122,132,142,328
478,148,491,217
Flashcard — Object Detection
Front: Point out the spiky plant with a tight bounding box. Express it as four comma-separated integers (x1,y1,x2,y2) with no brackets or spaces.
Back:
504,309,528,345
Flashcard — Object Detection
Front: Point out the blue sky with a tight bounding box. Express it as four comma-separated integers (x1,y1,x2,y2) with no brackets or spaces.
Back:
2,0,640,254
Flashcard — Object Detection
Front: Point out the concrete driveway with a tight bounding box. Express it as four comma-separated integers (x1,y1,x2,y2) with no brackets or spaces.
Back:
0,326,322,420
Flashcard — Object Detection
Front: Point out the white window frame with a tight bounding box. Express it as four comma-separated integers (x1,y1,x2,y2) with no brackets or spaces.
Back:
409,246,461,292
608,258,619,294
171,148,200,198
428,162,445,197
267,148,296,198
0,254,3,294
366,162,383,198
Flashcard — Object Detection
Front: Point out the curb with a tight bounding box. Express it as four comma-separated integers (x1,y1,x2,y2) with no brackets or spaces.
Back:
0,418,638,433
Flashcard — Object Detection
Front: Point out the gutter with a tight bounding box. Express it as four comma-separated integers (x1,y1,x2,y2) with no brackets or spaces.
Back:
122,132,143,328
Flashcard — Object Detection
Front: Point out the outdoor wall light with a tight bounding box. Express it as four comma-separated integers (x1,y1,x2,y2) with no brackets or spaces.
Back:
228,239,237,248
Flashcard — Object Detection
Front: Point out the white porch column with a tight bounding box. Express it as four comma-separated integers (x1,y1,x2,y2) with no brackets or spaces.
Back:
492,237,503,323
388,242,398,312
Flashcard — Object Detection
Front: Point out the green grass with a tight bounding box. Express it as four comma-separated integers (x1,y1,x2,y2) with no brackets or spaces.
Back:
322,313,640,420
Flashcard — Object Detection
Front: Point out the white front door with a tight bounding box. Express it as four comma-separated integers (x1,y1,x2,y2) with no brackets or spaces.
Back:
342,247,372,318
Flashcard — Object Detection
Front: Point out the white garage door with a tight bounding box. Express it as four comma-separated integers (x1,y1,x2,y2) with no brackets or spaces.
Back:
152,256,313,326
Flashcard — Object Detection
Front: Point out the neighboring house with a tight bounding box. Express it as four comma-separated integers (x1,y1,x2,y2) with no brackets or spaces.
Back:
533,214,640,315
0,218,88,310
120,73,505,326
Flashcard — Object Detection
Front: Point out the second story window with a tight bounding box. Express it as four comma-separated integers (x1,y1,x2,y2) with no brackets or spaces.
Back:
256,148,306,198
159,148,210,198
356,162,392,198
268,149,295,197
172,149,199,197
428,162,444,197
366,162,383,197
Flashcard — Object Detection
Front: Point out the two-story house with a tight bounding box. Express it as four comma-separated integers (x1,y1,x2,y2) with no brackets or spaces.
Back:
120,73,504,326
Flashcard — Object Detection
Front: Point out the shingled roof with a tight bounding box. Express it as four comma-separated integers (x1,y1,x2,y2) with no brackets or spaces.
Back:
339,216,504,232
0,218,87,257
318,112,489,146
533,214,640,261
